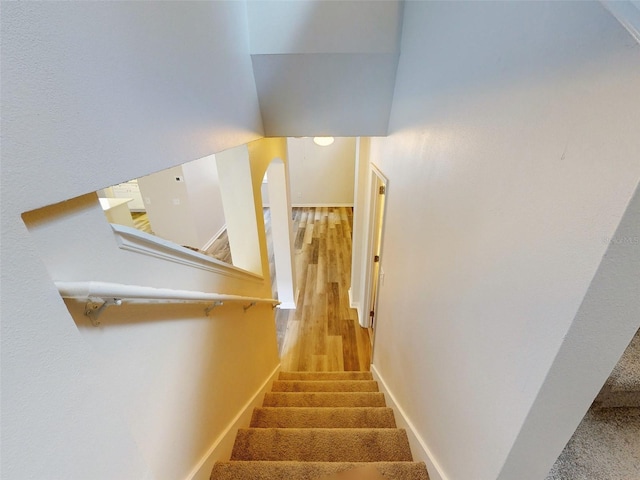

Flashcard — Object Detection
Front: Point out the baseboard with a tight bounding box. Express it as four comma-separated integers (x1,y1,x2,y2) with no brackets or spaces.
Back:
371,365,449,480
348,288,364,327
291,203,355,208
201,224,227,251
278,301,296,309
185,363,281,480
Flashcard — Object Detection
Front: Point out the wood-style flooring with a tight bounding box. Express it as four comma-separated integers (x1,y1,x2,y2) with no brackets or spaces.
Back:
278,207,371,372
135,206,371,372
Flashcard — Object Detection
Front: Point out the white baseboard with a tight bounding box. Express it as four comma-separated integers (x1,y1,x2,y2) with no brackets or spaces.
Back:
201,224,227,251
291,203,354,208
278,301,296,309
348,288,364,327
185,363,281,480
371,365,449,480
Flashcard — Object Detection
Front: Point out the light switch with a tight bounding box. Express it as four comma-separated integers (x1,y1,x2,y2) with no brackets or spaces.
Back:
173,198,180,205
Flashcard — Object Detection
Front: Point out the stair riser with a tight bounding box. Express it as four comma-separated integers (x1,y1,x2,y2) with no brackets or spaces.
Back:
211,461,430,480
271,380,379,392
263,392,387,408
279,372,374,381
231,428,413,462
251,407,396,428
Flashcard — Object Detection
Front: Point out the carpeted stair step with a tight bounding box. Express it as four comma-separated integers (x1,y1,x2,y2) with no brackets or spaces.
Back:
279,371,373,381
250,407,396,428
594,328,640,408
230,428,413,462
263,392,386,408
211,461,430,480
271,380,379,392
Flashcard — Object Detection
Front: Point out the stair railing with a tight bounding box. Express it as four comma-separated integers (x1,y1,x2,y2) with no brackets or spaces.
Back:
56,281,280,326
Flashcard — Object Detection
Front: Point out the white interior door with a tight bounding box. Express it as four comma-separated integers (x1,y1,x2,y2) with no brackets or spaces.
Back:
367,168,387,348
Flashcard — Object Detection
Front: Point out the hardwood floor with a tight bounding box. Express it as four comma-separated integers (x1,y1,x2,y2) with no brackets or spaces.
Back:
278,207,371,372
140,205,370,372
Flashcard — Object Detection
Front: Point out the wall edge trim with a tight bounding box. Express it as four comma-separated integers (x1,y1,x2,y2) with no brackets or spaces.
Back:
371,364,449,480
201,224,227,251
601,0,640,45
348,288,364,327
112,224,263,283
291,203,354,208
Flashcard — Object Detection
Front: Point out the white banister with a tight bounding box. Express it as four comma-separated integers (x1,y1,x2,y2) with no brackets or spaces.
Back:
56,281,279,326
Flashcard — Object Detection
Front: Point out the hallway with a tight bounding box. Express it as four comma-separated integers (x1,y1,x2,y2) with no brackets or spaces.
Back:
276,207,372,372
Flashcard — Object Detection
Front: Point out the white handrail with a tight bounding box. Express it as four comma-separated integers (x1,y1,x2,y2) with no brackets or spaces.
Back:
56,281,279,326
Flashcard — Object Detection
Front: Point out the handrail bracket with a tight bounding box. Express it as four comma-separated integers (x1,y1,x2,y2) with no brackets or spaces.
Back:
205,301,224,316
85,297,122,326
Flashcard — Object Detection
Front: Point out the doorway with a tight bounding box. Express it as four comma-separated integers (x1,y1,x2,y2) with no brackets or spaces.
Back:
366,166,387,349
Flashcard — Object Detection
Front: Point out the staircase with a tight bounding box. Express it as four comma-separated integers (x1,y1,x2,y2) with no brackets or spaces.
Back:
547,328,640,480
211,371,430,480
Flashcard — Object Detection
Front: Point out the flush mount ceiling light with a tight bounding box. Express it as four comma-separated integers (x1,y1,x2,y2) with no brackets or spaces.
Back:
313,137,335,147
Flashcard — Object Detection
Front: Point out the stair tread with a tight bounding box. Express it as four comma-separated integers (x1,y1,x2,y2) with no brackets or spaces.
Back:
231,428,413,462
211,461,429,480
251,407,396,428
264,392,386,407
279,371,374,381
272,380,379,392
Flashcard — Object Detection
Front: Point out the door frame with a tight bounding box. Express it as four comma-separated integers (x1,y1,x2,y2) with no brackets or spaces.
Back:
364,164,388,351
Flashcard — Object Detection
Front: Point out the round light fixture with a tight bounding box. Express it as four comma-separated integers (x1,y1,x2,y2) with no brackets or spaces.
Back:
313,136,335,147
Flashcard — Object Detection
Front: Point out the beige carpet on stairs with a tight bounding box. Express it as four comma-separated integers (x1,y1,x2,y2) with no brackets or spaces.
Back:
211,371,429,480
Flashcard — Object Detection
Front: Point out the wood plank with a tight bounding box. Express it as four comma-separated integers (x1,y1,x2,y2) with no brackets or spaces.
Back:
310,237,319,265
296,305,314,371
303,223,314,245
327,335,345,372
327,282,341,336
312,293,327,355
312,355,328,372
341,319,360,371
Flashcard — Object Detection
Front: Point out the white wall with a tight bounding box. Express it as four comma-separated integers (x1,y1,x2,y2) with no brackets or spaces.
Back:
138,165,198,246
183,155,226,249
0,3,273,479
137,154,226,249
287,137,356,206
354,2,640,480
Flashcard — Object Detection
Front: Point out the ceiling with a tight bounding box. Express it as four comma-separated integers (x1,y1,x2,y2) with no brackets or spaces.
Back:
246,0,404,137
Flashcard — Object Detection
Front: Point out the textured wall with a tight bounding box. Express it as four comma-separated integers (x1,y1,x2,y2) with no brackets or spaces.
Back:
361,2,640,479
287,137,357,206
1,3,272,479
